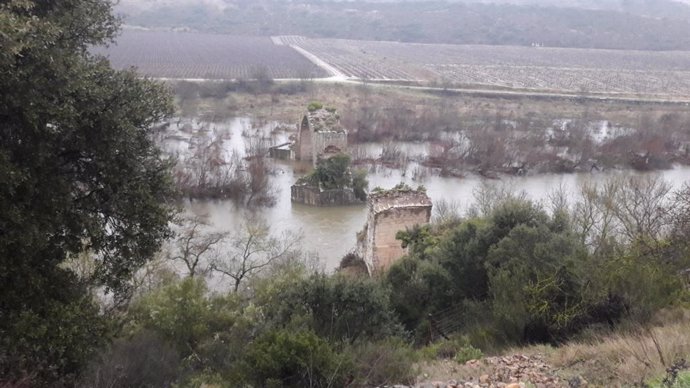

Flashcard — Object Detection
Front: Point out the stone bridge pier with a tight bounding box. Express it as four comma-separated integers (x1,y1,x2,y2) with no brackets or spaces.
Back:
356,185,432,275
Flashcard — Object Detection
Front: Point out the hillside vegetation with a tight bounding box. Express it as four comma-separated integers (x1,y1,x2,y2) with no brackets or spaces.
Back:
77,176,690,387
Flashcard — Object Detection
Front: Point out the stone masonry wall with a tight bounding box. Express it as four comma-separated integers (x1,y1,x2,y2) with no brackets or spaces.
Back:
371,206,432,271
296,115,312,161
291,185,364,207
359,190,432,275
295,110,348,164
312,131,348,165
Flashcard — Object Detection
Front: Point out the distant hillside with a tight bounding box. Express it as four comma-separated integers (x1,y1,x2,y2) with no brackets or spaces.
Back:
116,0,690,50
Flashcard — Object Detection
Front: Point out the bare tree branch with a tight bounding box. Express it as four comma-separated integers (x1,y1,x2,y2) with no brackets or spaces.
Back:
210,219,302,292
169,214,229,278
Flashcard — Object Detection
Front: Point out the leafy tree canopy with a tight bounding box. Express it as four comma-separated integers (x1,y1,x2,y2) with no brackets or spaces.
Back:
387,198,600,344
266,273,405,344
0,0,174,383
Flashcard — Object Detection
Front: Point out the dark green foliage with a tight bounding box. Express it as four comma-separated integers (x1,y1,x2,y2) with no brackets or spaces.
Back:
243,329,344,388
386,257,452,333
300,154,368,199
125,278,258,384
436,219,493,301
486,219,586,342
79,331,181,388
338,252,368,274
129,278,246,356
386,197,681,347
269,273,405,343
589,248,685,323
352,168,369,201
113,273,413,386
0,1,174,384
396,224,441,261
1,291,110,386
485,199,549,243
312,153,351,189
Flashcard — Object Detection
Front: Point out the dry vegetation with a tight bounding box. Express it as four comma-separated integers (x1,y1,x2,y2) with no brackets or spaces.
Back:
415,309,690,387
524,310,690,386
172,80,690,175
174,81,679,126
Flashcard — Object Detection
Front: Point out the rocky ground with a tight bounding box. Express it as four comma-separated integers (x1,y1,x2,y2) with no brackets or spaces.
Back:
413,354,589,388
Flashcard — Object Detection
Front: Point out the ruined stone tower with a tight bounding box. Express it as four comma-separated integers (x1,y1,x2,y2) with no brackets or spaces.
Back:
357,185,432,275
295,107,348,165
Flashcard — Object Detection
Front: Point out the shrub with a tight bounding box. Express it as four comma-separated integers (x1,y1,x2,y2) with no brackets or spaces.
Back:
128,278,245,355
419,335,482,362
597,251,685,323
79,331,181,388
454,345,483,364
298,153,352,189
267,273,405,343
345,338,418,386
338,252,368,275
243,329,344,387
307,101,323,112
0,293,110,387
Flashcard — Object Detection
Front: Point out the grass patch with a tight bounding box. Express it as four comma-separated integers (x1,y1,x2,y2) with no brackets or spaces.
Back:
517,310,690,386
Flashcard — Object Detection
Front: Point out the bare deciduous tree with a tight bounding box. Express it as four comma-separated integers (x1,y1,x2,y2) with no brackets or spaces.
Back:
210,220,301,292
131,250,178,296
468,180,527,217
611,174,672,249
433,198,462,224
570,175,674,256
169,215,229,278
571,179,618,255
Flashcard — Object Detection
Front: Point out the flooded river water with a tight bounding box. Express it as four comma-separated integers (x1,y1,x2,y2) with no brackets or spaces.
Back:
168,118,690,270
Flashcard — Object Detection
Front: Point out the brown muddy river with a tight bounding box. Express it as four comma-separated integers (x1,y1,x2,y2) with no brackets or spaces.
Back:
164,118,690,270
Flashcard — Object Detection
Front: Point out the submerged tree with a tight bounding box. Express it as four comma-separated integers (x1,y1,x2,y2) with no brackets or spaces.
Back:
297,153,368,200
0,0,174,384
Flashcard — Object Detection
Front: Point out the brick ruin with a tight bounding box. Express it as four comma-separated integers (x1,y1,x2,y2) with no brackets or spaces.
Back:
357,185,432,275
295,108,348,165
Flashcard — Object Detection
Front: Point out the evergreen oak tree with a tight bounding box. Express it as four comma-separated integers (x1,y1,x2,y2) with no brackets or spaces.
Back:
0,0,175,384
